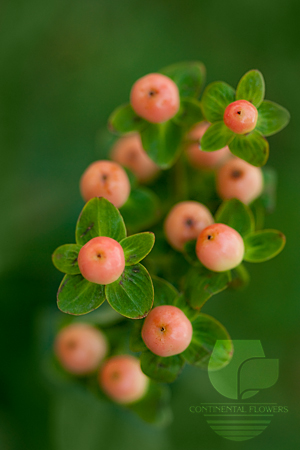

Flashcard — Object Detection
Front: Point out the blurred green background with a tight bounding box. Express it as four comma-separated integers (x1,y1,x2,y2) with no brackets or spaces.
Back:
1,0,300,448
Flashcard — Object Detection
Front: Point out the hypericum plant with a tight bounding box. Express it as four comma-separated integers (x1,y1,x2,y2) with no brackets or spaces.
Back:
50,61,289,425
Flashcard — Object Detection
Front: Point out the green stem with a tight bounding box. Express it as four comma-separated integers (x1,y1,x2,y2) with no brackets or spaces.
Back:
171,152,189,202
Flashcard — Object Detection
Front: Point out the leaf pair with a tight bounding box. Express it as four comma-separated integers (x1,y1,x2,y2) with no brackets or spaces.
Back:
108,61,206,169
201,70,290,166
52,197,155,319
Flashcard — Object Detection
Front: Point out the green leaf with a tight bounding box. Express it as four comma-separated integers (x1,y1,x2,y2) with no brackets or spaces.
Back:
236,70,265,108
140,351,185,383
229,263,250,290
57,274,106,315
201,121,234,151
173,98,204,130
229,130,269,167
184,267,231,310
120,232,155,265
209,338,235,371
243,229,286,262
108,103,147,134
129,319,147,352
182,313,233,369
141,120,183,168
173,294,199,322
52,244,82,274
201,81,236,123
105,264,154,319
249,167,277,224
183,239,199,265
127,382,172,426
120,187,161,232
160,61,206,98
250,198,265,230
256,100,290,136
152,276,179,307
123,167,138,190
76,197,126,246
215,199,255,238
80,301,124,326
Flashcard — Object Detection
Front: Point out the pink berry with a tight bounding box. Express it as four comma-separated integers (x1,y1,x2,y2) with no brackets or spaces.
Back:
130,73,180,123
99,355,149,404
110,133,159,182
141,305,193,357
223,100,258,134
54,323,108,375
196,223,245,272
186,122,231,169
164,201,214,251
78,236,125,285
217,158,263,204
80,160,130,208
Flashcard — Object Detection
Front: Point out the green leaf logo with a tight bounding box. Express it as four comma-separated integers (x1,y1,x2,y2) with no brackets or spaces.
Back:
208,340,279,400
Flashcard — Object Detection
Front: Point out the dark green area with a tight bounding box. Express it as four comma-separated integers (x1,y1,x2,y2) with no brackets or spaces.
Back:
1,0,300,449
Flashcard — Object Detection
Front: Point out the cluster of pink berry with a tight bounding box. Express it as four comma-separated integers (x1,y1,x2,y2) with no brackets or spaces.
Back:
55,323,149,404
51,62,289,422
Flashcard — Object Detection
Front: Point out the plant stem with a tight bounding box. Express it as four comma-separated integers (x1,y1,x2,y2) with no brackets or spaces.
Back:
172,151,189,202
